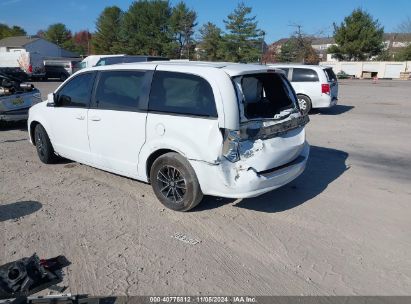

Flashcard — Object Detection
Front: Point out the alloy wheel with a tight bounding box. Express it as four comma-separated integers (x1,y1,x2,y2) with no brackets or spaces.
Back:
156,165,187,204
298,98,307,111
36,131,45,157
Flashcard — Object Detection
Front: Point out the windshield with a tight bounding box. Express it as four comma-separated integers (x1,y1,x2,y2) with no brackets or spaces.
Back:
234,73,298,120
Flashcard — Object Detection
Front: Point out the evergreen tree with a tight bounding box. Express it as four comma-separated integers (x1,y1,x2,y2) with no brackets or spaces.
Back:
328,8,384,61
0,24,26,40
198,22,224,61
170,1,197,58
93,6,122,54
223,2,263,62
115,0,173,56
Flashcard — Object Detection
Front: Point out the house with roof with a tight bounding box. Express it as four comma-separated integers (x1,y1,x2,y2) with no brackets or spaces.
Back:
0,35,77,57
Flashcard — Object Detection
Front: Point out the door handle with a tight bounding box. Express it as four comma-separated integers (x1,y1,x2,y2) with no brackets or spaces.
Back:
75,114,85,120
90,116,101,121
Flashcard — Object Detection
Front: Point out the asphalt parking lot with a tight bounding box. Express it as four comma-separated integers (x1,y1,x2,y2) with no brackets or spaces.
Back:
1,79,410,295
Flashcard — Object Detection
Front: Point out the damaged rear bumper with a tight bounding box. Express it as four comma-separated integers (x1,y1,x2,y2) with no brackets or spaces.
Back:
190,142,309,199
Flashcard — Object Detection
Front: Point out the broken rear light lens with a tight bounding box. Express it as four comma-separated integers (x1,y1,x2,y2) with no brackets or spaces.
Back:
222,130,240,162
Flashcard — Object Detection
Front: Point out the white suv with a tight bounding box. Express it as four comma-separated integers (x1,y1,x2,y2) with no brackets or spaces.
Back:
269,64,338,115
28,62,310,211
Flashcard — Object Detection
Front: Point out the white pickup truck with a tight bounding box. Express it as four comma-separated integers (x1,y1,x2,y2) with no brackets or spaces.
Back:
0,51,45,79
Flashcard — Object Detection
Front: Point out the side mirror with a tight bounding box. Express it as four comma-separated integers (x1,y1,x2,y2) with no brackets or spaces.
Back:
47,93,54,103
53,93,59,104
47,93,58,106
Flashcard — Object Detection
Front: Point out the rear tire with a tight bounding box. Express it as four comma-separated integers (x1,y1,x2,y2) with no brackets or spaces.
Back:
297,95,312,115
34,124,57,164
60,73,68,81
150,152,203,212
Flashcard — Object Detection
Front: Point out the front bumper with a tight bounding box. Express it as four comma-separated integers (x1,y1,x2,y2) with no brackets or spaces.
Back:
190,142,310,199
0,106,30,122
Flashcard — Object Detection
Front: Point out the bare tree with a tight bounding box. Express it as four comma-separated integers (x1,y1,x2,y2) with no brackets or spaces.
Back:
396,17,411,33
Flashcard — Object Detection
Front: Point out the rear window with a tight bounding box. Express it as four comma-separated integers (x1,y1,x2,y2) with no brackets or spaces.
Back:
148,71,217,117
291,68,319,82
324,68,337,82
237,73,297,119
123,57,146,63
96,57,124,66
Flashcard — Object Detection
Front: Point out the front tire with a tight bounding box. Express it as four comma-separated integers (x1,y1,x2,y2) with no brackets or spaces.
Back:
150,152,203,211
34,124,56,164
297,95,312,115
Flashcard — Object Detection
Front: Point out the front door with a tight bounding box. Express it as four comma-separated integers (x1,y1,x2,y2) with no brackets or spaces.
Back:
49,72,95,162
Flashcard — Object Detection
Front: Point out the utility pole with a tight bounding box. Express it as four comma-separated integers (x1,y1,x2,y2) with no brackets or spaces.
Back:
87,29,90,56
260,30,266,64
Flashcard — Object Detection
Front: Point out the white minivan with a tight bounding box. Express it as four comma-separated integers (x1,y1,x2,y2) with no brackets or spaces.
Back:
28,62,310,211
269,64,338,115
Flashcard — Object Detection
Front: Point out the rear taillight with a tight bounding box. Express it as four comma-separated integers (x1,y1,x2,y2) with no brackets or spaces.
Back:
321,83,330,94
28,64,33,73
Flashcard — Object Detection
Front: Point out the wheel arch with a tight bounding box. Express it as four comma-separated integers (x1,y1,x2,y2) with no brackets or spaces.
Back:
296,93,311,101
145,148,180,182
29,120,41,145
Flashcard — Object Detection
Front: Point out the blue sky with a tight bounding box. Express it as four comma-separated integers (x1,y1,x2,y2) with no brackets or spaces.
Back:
0,0,410,43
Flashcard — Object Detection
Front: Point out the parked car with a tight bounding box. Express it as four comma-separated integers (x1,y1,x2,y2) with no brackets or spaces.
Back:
0,72,41,122
95,55,169,66
28,62,310,211
0,67,28,81
44,58,82,81
72,55,126,73
336,70,354,79
268,64,338,115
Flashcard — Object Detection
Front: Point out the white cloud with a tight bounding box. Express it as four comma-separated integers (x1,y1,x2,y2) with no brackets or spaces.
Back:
1,0,22,5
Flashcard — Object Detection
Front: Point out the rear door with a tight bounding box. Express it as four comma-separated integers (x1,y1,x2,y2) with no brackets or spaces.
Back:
87,69,151,178
141,68,221,176
323,68,338,100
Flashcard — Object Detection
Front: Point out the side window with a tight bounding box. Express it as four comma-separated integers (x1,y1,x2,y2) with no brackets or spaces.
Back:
57,72,94,108
94,70,146,111
124,57,145,63
291,68,319,82
96,59,106,66
148,71,217,117
105,57,123,65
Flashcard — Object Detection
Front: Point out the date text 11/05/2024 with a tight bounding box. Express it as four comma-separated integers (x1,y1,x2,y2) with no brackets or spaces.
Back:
149,296,257,303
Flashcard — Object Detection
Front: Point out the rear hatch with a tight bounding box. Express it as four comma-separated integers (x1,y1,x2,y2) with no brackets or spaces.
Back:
229,71,309,172
323,67,338,101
